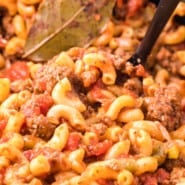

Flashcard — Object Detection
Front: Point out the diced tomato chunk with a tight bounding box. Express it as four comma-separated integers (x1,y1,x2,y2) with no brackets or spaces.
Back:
156,168,170,183
89,86,106,101
35,94,54,115
88,140,112,156
96,179,115,185
127,0,144,17
38,80,47,91
0,137,9,144
65,132,81,151
145,177,157,185
0,169,5,183
22,94,53,117
23,149,36,161
22,103,41,117
24,147,59,161
135,64,148,77
0,119,7,131
2,61,29,81
88,82,115,110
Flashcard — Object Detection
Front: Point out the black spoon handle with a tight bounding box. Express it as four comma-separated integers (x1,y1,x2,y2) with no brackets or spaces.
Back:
129,0,180,65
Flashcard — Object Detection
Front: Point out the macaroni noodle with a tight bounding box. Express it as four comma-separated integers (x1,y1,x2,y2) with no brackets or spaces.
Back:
0,1,185,184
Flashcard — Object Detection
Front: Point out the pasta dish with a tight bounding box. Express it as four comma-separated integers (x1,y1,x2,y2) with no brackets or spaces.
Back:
0,0,185,184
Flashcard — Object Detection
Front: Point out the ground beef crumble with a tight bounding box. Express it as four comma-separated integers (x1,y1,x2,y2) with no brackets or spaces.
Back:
146,85,182,131
138,168,170,185
21,115,56,140
169,167,185,185
33,62,73,93
163,158,185,172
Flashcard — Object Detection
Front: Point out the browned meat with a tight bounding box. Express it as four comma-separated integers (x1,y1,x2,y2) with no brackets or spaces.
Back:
24,147,69,172
10,79,33,93
113,0,128,20
22,114,56,140
163,158,185,172
156,47,182,74
80,66,100,87
156,168,170,184
33,62,73,93
21,94,55,140
139,173,158,185
21,94,54,117
45,149,69,172
87,123,108,136
127,0,146,17
139,168,170,185
113,0,146,20
170,167,185,185
123,77,142,96
146,85,182,131
111,54,126,70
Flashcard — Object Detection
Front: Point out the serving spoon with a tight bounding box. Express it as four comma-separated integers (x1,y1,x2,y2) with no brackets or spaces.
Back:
128,0,181,66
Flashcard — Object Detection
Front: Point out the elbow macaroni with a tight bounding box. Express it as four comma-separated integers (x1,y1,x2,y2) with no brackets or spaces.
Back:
118,108,144,122
129,128,153,156
45,123,69,151
104,140,130,159
4,110,25,133
55,52,75,71
117,169,134,185
47,104,86,131
52,77,86,112
163,25,185,45
29,155,51,177
0,1,184,184
0,78,10,103
83,52,116,85
68,148,86,174
106,95,135,120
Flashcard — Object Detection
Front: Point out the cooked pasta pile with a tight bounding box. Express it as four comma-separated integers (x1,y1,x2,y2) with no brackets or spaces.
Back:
0,0,185,185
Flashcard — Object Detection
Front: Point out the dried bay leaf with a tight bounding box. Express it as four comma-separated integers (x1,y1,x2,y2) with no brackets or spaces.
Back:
23,0,116,61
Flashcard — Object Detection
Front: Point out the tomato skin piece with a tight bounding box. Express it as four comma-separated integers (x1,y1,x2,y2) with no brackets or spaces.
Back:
65,132,81,151
3,61,29,81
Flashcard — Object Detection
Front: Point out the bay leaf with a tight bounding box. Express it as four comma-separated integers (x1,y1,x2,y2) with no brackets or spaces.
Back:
23,0,116,61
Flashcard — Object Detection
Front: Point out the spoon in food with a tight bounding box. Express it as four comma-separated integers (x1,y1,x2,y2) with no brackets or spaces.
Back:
128,0,181,66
